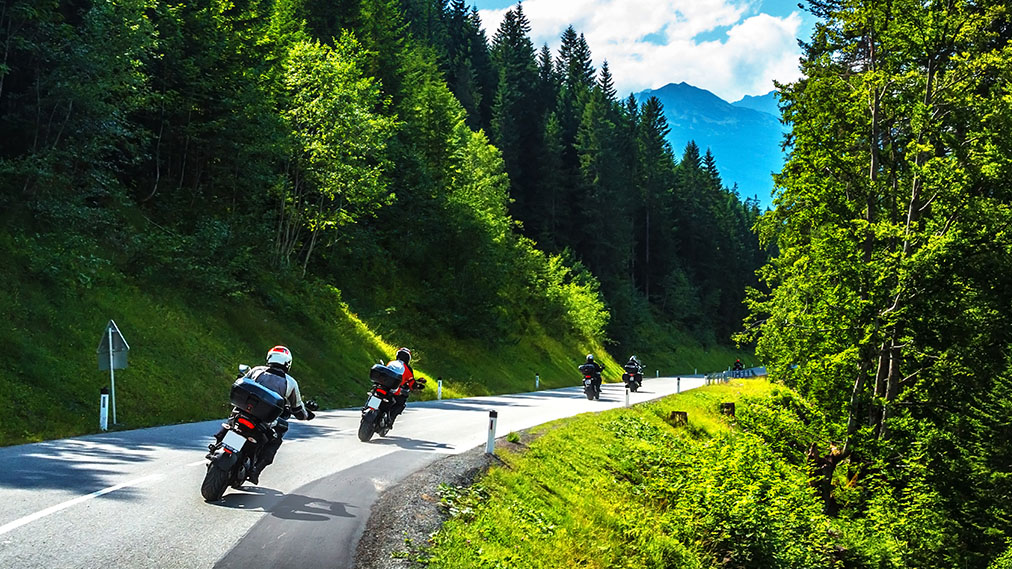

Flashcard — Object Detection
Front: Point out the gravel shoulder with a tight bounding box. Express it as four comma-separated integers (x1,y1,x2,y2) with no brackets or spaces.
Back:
352,436,526,569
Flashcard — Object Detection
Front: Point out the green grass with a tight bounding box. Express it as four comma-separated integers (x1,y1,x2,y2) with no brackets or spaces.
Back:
427,378,837,569
0,227,753,446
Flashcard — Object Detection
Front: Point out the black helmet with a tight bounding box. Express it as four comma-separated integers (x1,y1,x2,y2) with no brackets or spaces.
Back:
586,354,594,362
396,347,412,364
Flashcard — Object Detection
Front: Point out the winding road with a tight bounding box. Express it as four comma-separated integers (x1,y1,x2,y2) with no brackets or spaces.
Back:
0,376,704,568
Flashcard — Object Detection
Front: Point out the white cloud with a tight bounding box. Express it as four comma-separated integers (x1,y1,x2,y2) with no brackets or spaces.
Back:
478,0,803,102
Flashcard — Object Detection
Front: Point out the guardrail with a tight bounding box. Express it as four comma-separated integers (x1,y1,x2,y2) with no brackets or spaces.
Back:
703,367,767,385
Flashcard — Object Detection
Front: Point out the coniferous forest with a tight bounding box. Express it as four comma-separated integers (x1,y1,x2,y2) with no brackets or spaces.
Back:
0,0,762,352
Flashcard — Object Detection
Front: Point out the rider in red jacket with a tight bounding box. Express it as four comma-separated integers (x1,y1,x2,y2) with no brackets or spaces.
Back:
387,347,425,424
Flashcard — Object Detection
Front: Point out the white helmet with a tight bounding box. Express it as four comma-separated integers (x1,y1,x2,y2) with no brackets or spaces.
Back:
266,345,292,372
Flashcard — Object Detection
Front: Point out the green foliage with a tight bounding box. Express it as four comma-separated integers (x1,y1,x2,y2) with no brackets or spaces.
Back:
832,451,958,569
427,379,837,569
990,543,1012,569
277,34,397,272
735,388,834,466
740,1,1012,566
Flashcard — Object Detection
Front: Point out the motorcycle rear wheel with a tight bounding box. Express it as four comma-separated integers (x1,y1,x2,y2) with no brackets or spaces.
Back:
201,463,230,502
358,411,377,442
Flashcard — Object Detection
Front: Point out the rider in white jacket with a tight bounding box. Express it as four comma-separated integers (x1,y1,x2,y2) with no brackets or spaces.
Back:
211,345,315,484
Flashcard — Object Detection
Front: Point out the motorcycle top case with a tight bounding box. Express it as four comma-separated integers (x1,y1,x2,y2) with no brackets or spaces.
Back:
578,363,598,375
369,363,403,389
229,378,286,423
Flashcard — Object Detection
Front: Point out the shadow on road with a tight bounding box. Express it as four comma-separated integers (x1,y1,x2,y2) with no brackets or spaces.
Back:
0,420,345,493
211,487,356,522
367,436,454,452
270,493,356,522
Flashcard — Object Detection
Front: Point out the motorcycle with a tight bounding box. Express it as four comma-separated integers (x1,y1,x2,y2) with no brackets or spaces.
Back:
201,365,317,501
578,363,601,400
358,363,425,442
622,364,643,392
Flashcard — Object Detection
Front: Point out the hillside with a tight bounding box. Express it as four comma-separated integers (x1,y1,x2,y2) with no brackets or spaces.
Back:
0,0,761,446
635,82,786,208
0,229,751,446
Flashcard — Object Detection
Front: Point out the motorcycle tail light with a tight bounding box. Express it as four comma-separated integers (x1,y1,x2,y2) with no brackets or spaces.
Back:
377,388,387,395
237,418,256,430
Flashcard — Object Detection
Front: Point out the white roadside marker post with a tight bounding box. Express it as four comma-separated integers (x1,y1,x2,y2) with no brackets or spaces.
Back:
437,378,442,400
625,387,630,407
677,377,681,394
99,387,109,431
535,373,540,389
486,410,498,454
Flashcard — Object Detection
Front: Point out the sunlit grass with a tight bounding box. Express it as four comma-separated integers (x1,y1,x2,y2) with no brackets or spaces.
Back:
427,378,835,569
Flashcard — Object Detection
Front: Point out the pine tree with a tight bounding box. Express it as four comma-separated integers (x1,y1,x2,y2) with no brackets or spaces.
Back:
489,4,543,232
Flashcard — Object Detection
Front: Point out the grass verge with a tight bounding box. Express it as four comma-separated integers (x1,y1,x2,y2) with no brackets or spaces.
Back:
427,378,838,569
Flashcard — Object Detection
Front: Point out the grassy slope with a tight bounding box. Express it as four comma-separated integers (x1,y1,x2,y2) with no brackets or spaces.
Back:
0,229,754,446
427,378,836,569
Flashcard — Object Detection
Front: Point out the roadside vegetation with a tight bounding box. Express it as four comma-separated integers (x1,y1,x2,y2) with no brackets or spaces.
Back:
428,376,1004,569
429,379,838,568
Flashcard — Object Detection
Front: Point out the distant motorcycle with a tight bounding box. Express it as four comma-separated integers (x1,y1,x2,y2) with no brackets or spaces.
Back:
201,365,317,501
578,363,602,400
622,363,643,392
358,363,425,442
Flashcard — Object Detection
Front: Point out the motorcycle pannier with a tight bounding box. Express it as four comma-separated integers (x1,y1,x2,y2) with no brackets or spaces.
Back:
369,364,403,389
230,379,286,423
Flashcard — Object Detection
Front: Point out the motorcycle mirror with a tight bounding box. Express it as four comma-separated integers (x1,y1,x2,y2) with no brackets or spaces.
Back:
238,364,250,374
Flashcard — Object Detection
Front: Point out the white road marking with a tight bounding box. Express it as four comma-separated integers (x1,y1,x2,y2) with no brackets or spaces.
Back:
0,473,163,536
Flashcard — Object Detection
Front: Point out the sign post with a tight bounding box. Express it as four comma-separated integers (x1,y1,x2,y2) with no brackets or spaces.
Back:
97,320,130,425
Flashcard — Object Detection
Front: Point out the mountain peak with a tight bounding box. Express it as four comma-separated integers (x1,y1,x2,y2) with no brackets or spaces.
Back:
632,82,786,209
643,82,731,110
731,91,780,117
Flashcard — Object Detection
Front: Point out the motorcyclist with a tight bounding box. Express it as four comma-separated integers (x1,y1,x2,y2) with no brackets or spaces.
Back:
210,345,315,484
579,354,605,394
386,347,426,425
623,355,643,386
733,359,744,371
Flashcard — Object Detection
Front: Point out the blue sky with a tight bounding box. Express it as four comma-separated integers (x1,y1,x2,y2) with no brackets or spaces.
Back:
469,0,817,102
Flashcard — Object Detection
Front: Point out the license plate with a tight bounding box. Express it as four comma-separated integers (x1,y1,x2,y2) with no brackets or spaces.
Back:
584,379,592,385
221,429,247,452
367,395,382,410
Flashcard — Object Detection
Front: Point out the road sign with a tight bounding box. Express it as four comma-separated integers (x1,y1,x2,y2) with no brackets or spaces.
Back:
97,320,129,425
97,320,130,370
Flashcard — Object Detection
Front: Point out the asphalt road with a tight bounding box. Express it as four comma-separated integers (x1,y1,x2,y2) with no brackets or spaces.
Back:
0,376,704,568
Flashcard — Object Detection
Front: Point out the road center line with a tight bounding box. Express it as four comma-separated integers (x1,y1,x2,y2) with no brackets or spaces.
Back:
0,473,163,537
